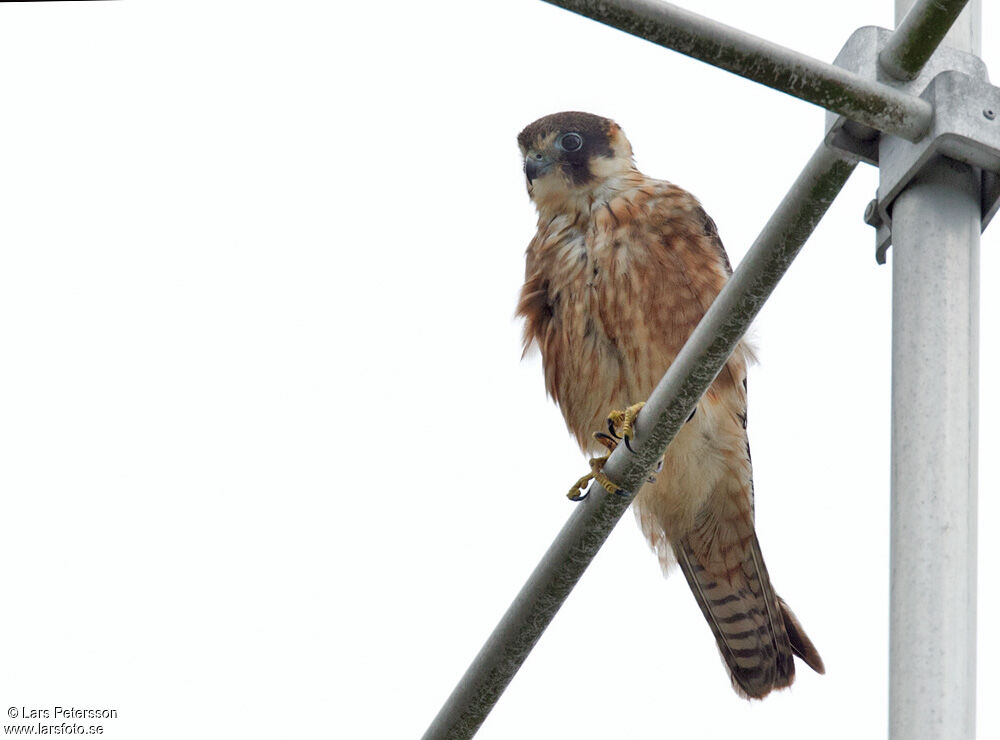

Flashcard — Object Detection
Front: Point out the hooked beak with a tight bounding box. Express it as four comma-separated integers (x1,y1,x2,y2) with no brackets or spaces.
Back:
524,150,553,182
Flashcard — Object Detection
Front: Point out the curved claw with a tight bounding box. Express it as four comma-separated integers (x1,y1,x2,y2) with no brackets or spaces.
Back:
592,468,628,498
606,417,621,439
593,432,618,453
568,466,600,502
568,452,631,502
611,402,644,454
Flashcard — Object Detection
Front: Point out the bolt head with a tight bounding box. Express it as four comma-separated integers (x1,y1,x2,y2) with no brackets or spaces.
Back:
864,199,881,227
984,108,997,120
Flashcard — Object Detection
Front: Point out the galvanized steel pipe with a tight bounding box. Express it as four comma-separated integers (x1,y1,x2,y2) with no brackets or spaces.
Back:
880,0,973,80
543,0,933,141
886,3,980,738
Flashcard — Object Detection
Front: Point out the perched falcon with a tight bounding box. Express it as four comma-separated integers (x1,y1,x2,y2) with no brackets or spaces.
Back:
516,111,823,698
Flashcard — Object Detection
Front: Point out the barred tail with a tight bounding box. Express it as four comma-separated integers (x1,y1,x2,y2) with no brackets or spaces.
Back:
674,533,824,699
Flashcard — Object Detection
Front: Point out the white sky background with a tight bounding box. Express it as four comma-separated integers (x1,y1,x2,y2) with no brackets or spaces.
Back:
0,1,997,738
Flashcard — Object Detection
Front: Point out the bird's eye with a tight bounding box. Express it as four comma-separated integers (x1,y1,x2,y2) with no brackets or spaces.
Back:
559,132,583,152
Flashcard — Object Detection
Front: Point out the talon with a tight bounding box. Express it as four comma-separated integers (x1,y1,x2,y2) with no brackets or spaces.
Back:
606,417,620,439
570,405,650,502
567,453,630,500
594,470,627,497
590,456,628,497
618,402,645,441
604,402,644,454
593,432,619,452
567,471,593,501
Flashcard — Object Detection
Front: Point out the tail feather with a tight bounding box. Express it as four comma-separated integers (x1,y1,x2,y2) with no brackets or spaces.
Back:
674,534,821,699
778,595,825,674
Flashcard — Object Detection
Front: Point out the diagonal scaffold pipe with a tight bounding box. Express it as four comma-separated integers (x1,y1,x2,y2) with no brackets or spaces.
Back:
542,0,932,141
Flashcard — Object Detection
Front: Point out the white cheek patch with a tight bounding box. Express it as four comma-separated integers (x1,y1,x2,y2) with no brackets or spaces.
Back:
527,170,587,213
527,170,564,198
589,153,635,181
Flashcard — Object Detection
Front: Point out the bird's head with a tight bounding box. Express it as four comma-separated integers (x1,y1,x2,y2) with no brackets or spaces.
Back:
517,111,636,213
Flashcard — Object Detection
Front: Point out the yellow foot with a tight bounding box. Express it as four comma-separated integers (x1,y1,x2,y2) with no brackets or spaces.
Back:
607,402,645,452
566,453,628,501
566,403,646,502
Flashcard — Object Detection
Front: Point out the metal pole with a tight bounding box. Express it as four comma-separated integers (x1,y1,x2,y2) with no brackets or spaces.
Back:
888,2,980,738
879,0,972,80
422,143,857,740
542,0,933,142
